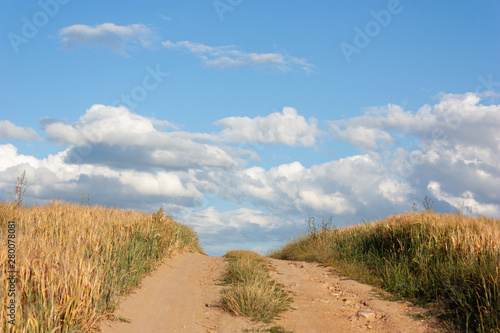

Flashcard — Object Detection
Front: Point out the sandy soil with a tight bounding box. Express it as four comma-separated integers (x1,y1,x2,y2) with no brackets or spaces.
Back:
99,252,263,333
267,259,443,333
99,252,444,333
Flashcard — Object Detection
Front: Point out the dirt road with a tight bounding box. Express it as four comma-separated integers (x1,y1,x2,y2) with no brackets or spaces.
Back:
99,252,443,333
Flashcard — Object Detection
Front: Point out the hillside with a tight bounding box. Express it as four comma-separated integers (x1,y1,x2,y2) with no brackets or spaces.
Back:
0,201,202,332
270,212,500,332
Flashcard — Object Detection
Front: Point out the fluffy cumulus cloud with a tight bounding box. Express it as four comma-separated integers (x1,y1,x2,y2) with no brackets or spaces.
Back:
0,144,41,171
1,92,499,255
59,23,158,55
41,104,241,170
428,181,500,216
1,104,263,216
0,120,39,140
162,40,314,73
220,155,413,221
331,92,500,216
330,93,500,151
216,107,320,146
0,143,202,212
0,104,324,214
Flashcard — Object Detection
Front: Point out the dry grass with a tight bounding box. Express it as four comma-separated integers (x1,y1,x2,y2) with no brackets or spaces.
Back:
0,200,202,332
270,212,500,333
221,250,292,323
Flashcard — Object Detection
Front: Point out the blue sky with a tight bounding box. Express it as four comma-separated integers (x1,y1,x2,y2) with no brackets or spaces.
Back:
1,0,499,255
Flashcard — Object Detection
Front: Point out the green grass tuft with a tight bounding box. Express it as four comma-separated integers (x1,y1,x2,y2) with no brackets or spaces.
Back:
220,250,293,323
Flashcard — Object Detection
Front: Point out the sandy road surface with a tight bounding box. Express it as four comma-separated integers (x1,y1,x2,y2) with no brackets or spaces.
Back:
268,259,442,333
99,252,261,333
99,252,443,333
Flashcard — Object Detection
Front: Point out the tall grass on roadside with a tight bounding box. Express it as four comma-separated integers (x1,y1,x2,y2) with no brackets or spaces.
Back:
0,201,202,333
220,250,292,323
269,212,500,333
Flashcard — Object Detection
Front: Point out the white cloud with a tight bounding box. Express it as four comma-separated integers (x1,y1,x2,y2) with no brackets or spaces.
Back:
43,105,158,146
159,15,172,21
330,103,436,150
119,170,200,197
0,120,39,140
331,92,500,153
43,121,86,146
378,179,413,204
216,107,320,146
162,40,314,73
59,23,157,55
332,125,394,150
219,93,500,220
41,104,242,170
0,144,41,171
0,143,202,209
298,190,354,215
2,92,499,256
186,206,280,233
389,137,500,216
336,92,500,217
428,181,500,216
221,155,411,219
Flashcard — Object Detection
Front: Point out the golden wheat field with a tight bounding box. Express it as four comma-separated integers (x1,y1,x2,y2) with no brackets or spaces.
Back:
0,200,202,333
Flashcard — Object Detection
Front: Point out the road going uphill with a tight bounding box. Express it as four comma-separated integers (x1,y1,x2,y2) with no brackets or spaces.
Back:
100,252,443,333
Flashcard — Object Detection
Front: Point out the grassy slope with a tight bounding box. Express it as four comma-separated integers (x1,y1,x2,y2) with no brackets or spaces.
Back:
0,201,203,332
269,212,500,333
